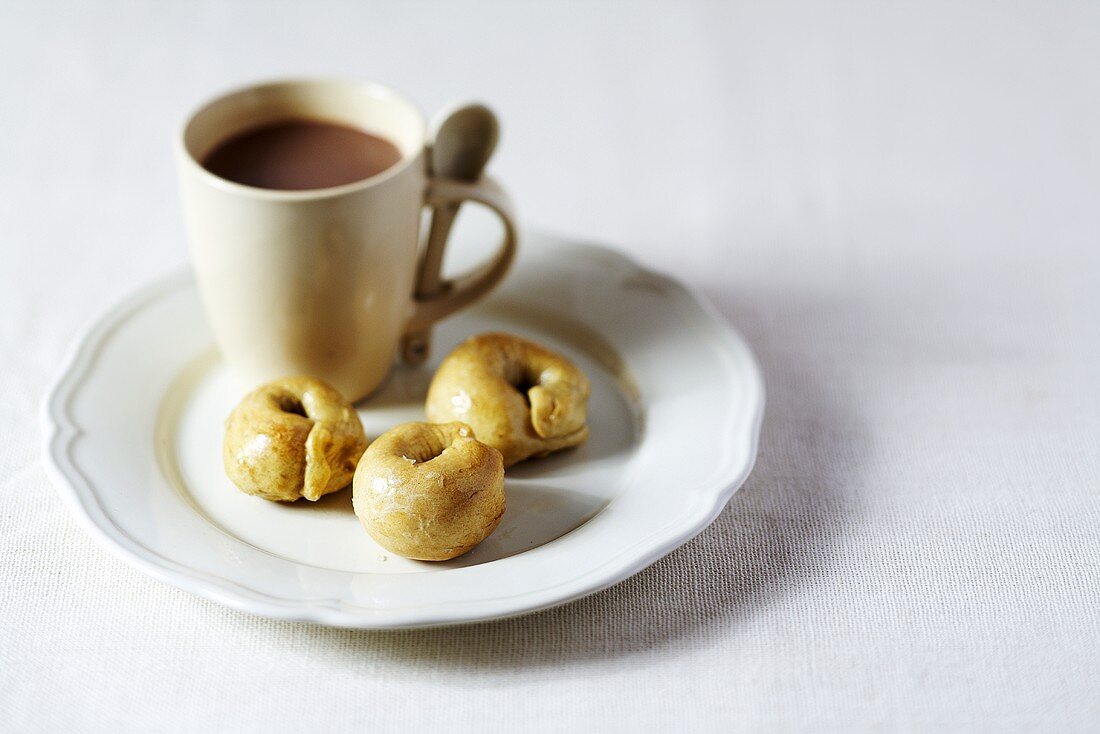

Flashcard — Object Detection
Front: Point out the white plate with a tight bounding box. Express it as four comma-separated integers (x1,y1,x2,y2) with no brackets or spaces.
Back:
42,235,764,628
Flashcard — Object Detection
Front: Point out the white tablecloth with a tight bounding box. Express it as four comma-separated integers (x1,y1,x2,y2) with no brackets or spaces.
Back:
3,1,1099,731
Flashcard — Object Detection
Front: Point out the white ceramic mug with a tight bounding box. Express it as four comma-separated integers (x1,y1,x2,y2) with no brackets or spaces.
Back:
177,79,517,401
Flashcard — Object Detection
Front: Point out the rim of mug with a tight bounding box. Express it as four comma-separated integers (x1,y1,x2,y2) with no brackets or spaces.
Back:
177,77,426,201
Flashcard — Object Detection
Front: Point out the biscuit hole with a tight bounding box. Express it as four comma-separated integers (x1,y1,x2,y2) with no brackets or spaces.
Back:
512,378,536,407
276,395,308,418
404,438,448,464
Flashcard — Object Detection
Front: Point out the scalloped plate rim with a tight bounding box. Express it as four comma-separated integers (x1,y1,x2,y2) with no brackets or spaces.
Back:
40,241,765,628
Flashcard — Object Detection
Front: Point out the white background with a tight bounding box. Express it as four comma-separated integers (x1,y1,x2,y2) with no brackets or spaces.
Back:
3,1,1099,731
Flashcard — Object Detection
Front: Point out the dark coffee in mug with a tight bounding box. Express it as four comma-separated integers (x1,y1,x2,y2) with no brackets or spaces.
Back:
201,119,402,190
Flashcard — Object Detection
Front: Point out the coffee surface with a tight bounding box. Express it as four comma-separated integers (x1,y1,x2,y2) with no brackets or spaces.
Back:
201,119,402,190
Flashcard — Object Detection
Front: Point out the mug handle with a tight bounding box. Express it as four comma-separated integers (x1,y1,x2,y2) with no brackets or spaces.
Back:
401,174,517,363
